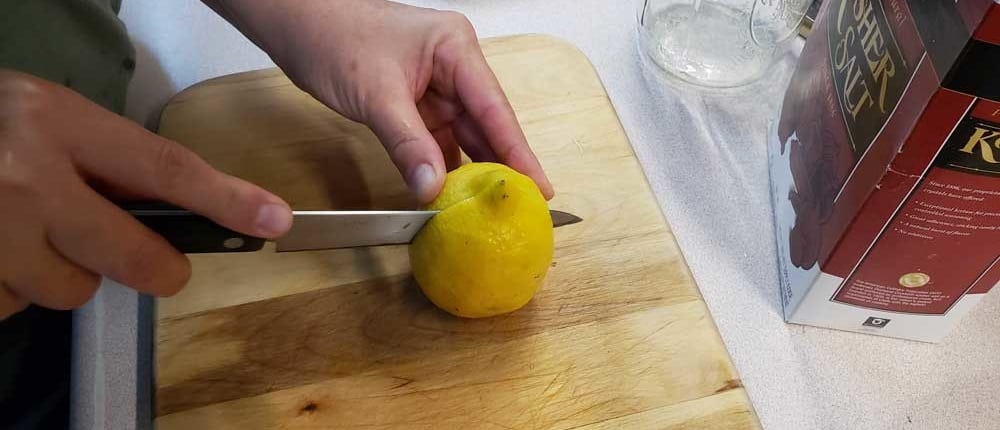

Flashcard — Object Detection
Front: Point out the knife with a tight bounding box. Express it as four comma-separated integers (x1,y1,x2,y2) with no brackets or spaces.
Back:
123,202,583,254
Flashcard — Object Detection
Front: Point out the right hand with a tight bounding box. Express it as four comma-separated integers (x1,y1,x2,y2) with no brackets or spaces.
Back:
203,0,554,204
0,70,293,319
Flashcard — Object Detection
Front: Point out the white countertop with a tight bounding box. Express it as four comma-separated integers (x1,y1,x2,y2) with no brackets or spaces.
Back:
73,1,1000,429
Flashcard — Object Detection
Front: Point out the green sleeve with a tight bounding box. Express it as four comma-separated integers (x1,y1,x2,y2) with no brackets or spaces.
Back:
0,0,136,114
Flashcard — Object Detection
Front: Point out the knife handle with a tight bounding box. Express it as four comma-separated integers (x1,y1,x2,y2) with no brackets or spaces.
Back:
120,202,266,254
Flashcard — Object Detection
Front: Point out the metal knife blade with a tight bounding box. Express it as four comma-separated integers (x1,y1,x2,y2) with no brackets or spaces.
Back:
276,209,584,252
123,202,582,254
275,210,437,252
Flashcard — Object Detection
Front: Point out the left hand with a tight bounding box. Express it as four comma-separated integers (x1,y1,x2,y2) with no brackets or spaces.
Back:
203,0,554,203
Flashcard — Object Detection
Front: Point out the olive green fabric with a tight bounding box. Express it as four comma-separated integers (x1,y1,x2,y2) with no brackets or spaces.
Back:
0,0,136,113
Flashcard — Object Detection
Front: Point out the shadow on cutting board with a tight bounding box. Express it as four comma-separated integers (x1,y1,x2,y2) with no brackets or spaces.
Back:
150,268,554,425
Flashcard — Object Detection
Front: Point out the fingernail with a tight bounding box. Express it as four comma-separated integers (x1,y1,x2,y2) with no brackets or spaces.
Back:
255,203,293,237
541,177,555,200
410,163,439,202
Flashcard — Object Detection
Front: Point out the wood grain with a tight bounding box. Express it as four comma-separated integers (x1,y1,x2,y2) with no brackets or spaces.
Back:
154,34,759,429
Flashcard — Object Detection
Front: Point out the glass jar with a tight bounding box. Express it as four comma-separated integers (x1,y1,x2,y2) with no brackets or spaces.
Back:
638,0,810,87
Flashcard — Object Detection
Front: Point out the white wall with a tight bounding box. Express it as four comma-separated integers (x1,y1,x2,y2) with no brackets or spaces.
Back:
119,0,274,127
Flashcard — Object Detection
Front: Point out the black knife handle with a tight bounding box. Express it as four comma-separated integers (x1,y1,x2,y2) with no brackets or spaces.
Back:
120,202,266,254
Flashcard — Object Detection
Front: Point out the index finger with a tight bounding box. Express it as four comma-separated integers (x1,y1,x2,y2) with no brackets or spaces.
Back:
54,88,292,239
452,47,554,199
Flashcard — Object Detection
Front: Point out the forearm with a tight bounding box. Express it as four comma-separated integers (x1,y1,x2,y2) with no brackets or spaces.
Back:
201,0,348,59
201,0,281,54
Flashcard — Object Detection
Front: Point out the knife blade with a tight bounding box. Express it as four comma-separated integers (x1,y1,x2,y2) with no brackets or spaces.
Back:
123,202,582,254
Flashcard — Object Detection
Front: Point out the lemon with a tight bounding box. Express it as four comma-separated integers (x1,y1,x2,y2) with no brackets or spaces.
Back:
409,162,554,318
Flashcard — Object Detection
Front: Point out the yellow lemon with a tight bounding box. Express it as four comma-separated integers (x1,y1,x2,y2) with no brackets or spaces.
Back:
409,162,554,318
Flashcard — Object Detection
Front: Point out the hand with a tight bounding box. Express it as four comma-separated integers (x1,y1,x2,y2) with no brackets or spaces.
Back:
204,0,554,203
0,70,292,319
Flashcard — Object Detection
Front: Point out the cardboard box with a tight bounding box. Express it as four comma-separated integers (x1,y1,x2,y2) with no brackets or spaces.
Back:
769,0,1000,342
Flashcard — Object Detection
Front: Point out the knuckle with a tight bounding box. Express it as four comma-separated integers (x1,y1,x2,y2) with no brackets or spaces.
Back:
0,298,28,321
156,254,191,297
0,71,50,128
442,12,475,38
49,271,100,310
384,131,421,161
151,141,195,196
365,92,391,113
158,266,191,297
118,238,166,288
219,185,254,230
9,300,28,315
432,14,479,67
0,70,48,101
0,168,41,212
0,166,35,198
118,236,189,296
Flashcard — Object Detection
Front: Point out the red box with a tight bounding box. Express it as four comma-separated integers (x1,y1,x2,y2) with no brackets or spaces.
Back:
769,0,1000,342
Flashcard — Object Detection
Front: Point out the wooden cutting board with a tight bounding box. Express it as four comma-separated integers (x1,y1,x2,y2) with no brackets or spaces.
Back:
153,34,759,429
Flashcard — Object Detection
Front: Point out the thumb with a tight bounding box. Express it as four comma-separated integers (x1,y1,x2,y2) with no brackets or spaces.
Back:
365,87,447,204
